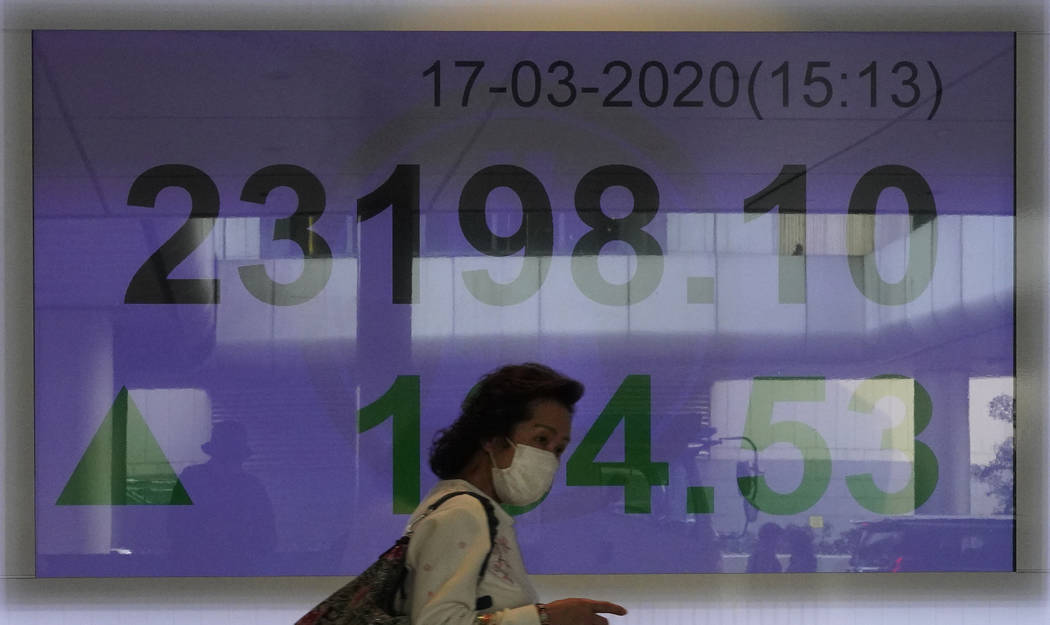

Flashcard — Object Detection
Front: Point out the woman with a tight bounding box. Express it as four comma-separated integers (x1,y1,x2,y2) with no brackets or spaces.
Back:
402,363,627,625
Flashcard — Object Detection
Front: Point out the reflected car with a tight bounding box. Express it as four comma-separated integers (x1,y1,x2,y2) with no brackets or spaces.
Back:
848,516,1014,573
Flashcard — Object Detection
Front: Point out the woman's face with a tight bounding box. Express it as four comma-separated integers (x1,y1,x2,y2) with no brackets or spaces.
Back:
487,398,572,469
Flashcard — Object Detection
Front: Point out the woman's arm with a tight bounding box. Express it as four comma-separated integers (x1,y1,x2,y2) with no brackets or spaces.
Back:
407,499,539,625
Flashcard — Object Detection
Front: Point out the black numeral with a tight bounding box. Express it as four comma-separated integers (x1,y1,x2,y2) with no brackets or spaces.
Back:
238,165,333,306
125,164,221,304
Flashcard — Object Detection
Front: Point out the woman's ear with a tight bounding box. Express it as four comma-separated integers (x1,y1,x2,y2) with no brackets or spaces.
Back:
480,436,509,455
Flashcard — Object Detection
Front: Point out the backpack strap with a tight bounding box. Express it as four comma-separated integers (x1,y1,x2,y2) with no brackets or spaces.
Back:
406,490,500,611
409,491,499,573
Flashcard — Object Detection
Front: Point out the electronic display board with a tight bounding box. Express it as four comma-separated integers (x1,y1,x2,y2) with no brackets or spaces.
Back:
33,31,1014,576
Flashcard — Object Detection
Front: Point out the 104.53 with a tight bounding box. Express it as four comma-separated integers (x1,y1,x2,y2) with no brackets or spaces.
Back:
360,374,938,517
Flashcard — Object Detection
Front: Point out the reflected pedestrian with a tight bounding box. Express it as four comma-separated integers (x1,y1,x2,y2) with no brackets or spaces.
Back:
784,525,817,573
746,522,783,573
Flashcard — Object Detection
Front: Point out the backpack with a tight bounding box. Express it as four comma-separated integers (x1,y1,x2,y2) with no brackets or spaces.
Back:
294,491,499,625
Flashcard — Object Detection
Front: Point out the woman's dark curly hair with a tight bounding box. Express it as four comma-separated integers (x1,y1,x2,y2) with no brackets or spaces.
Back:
429,363,584,479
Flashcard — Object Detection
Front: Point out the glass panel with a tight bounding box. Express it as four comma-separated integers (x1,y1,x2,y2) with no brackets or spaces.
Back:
33,31,1014,576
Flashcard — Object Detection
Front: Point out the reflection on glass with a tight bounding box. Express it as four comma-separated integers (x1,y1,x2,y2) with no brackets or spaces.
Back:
32,31,1015,576
168,420,277,575
969,378,1014,516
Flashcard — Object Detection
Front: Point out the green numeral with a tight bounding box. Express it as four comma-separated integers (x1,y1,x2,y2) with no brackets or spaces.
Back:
845,375,939,514
359,375,421,514
566,375,669,513
742,377,831,515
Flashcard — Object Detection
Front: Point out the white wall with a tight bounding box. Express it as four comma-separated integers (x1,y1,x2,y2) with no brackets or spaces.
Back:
3,1,1049,622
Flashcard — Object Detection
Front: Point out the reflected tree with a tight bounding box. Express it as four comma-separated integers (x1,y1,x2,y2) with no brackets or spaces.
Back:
971,394,1014,515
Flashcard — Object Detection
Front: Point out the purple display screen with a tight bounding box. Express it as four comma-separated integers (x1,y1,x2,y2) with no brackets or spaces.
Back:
33,31,1015,577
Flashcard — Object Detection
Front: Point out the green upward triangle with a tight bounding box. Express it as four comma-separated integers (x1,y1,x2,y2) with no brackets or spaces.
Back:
57,387,192,506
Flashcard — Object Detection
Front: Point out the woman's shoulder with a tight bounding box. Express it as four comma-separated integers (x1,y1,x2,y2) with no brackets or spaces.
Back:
421,479,491,504
410,480,498,526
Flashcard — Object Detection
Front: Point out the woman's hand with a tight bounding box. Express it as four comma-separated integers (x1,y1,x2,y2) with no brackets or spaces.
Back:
541,598,627,625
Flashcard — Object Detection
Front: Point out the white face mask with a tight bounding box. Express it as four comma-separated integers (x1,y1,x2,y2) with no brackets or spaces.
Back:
489,439,559,507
